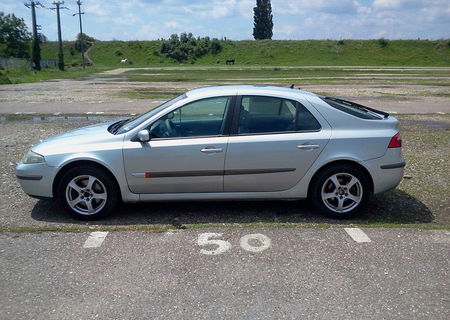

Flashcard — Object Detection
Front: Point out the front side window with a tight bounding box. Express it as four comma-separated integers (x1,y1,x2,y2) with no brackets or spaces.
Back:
116,94,187,134
150,96,232,138
238,96,321,134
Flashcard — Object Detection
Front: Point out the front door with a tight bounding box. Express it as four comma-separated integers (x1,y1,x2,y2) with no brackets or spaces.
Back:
123,96,234,194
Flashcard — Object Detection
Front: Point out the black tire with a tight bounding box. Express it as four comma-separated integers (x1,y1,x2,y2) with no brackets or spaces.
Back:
58,165,118,220
310,164,371,219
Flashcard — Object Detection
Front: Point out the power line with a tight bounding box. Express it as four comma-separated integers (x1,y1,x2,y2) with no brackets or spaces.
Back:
73,0,85,69
50,1,69,71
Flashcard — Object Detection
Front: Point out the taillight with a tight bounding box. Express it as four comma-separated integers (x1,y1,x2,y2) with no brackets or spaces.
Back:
388,132,402,148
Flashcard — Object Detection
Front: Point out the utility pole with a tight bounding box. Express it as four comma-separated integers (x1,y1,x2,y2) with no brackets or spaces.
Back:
50,1,68,71
73,0,85,69
24,1,43,70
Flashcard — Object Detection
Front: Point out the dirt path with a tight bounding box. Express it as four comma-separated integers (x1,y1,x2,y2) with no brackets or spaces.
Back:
0,71,449,115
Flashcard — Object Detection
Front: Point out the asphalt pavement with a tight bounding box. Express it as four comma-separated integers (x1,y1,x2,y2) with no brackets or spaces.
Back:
1,228,449,320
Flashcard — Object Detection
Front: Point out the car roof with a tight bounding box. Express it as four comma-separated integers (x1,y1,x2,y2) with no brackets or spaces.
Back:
185,85,317,100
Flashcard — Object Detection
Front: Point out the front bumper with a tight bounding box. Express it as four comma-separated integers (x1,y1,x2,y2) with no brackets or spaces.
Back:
15,162,57,198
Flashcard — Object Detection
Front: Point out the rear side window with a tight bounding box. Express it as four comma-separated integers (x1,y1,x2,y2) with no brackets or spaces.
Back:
238,96,321,134
321,97,384,120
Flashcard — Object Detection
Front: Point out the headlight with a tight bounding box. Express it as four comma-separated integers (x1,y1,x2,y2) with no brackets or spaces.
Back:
21,150,45,164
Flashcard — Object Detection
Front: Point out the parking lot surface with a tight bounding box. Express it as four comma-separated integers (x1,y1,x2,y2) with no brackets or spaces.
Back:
1,68,449,319
1,228,449,320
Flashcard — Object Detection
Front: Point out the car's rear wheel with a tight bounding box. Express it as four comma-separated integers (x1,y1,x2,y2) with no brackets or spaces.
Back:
58,165,118,220
311,165,370,218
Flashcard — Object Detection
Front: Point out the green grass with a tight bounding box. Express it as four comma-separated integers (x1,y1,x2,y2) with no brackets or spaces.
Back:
0,222,448,234
96,66,450,88
84,39,450,67
2,39,449,84
0,66,109,84
117,87,186,99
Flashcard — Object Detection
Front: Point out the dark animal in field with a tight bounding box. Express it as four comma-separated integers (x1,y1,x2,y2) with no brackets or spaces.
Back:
216,60,220,64
226,59,235,65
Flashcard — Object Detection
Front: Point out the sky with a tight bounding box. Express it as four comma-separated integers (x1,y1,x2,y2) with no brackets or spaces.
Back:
1,0,449,41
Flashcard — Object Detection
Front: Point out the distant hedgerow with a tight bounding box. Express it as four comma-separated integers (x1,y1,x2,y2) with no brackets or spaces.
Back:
159,33,222,63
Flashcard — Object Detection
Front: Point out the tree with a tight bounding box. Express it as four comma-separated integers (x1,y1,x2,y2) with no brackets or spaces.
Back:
74,32,96,52
159,33,222,63
253,0,273,40
0,12,31,58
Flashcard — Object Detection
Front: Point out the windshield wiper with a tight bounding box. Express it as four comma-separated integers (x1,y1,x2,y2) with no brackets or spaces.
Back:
108,118,130,134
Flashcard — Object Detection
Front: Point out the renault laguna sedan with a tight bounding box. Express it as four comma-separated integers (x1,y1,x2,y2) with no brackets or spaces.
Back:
16,85,405,220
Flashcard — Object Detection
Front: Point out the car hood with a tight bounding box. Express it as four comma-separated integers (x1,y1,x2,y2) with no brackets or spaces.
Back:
32,122,120,156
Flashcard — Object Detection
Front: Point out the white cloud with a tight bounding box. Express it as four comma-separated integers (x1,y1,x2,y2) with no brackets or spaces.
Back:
0,0,449,41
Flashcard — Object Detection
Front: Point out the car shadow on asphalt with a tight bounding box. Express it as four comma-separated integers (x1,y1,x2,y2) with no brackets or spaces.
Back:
30,189,434,226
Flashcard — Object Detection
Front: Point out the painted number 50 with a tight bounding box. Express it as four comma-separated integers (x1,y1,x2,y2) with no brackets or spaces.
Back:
197,233,271,255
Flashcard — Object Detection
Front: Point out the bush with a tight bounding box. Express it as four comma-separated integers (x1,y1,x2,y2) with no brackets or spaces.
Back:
210,39,222,54
0,70,11,84
378,38,389,48
337,40,345,46
114,49,122,56
159,33,223,63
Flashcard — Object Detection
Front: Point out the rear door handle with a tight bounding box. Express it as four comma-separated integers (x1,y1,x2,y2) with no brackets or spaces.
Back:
201,147,223,153
297,144,320,150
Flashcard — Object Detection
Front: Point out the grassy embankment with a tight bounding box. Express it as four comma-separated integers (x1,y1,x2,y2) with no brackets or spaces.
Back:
1,39,449,84
0,41,107,84
88,39,450,67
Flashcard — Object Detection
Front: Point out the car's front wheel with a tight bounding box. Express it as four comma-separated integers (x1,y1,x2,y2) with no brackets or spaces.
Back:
58,165,118,220
310,165,370,218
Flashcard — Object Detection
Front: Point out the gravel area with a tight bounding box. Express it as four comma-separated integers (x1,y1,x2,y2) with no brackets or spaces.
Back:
0,114,448,229
0,71,449,114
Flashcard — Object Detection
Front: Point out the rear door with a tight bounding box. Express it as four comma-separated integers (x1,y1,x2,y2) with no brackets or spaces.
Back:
224,95,331,192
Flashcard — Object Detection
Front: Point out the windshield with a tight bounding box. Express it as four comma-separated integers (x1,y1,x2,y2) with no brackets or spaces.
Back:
116,94,187,134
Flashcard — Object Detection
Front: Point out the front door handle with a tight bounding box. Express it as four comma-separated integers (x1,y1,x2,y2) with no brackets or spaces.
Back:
297,144,320,150
201,147,223,153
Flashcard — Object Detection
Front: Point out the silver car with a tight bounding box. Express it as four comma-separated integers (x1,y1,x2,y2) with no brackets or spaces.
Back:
16,85,405,220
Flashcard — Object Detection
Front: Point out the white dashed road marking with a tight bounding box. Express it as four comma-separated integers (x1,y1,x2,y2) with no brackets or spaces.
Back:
83,231,109,248
344,228,372,243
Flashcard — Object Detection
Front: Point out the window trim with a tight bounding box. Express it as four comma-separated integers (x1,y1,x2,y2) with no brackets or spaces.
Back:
230,95,322,136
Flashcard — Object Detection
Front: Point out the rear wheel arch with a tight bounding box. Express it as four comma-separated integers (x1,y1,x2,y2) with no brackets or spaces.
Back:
52,160,122,201
307,160,374,197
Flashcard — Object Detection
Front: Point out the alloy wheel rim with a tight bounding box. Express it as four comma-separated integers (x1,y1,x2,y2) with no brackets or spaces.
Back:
321,172,363,213
65,175,107,215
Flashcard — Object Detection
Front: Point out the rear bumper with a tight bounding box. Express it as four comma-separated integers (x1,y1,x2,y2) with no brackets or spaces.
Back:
15,162,57,198
362,150,405,194
380,161,406,170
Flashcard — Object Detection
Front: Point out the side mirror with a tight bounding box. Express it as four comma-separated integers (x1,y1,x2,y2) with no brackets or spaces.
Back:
137,129,150,142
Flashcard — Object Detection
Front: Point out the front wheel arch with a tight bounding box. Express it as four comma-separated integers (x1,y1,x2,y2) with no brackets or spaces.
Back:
52,160,122,202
